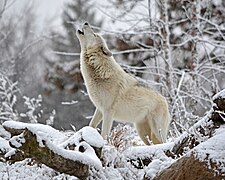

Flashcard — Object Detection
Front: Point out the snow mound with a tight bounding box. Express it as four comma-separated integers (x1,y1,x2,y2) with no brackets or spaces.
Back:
75,141,102,168
60,126,104,149
125,142,174,160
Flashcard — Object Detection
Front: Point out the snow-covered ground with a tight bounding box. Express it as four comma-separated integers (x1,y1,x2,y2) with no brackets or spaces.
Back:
1,114,225,179
0,86,225,179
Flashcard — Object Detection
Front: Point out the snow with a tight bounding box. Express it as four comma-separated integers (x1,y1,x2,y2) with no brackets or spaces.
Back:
75,141,102,168
60,126,104,149
0,159,79,180
0,137,13,154
125,142,175,179
125,142,174,160
145,157,174,179
80,126,104,148
0,137,17,161
213,89,225,100
9,133,25,148
3,121,66,144
4,149,17,159
45,140,102,169
190,125,225,175
173,26,182,36
170,109,214,147
1,98,225,179
61,100,78,105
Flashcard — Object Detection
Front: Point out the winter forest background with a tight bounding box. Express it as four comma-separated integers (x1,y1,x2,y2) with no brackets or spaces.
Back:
1,0,224,132
0,0,225,179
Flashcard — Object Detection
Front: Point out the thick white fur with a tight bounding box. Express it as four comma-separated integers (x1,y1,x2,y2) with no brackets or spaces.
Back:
77,23,171,144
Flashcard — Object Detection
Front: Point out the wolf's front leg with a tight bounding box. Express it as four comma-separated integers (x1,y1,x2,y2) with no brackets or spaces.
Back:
101,111,113,139
89,108,102,128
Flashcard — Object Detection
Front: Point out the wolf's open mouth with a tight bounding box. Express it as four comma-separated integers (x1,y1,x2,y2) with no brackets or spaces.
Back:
78,29,84,35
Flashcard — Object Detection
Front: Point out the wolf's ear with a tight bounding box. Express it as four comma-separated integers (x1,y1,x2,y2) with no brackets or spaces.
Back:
101,46,112,57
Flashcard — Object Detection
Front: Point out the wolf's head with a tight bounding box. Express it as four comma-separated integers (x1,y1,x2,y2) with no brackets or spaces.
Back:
76,22,112,57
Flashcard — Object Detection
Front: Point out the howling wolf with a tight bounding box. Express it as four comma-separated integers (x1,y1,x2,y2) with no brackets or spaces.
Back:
76,22,171,144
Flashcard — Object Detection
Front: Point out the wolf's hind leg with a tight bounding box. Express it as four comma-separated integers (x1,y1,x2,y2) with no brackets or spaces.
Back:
151,132,161,144
101,111,113,139
89,108,102,128
135,121,152,145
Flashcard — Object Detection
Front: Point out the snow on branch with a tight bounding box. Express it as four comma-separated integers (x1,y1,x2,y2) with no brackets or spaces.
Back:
0,74,18,121
52,48,156,56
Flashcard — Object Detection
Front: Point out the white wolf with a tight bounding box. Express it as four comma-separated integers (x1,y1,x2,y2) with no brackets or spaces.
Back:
76,22,171,144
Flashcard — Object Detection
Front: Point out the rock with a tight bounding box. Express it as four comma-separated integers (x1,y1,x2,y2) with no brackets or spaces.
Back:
153,155,223,180
153,124,225,180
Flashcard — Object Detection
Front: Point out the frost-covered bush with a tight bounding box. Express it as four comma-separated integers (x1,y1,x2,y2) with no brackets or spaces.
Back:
0,73,55,125
19,95,55,125
20,95,43,123
107,124,143,152
0,73,19,122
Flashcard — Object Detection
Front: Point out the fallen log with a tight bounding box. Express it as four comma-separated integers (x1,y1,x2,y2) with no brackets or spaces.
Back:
2,122,104,179
8,128,89,179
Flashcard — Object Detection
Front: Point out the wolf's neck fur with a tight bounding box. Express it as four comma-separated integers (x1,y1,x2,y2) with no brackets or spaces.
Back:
82,51,114,79
81,48,138,91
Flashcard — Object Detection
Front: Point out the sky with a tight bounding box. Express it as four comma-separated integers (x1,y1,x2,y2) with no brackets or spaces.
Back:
2,0,69,30
2,0,150,33
34,0,69,26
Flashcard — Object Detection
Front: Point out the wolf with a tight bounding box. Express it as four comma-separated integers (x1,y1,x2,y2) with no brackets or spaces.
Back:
76,22,171,144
